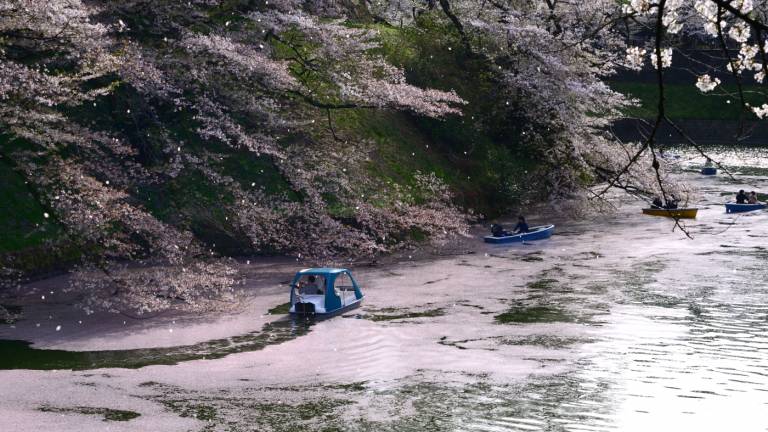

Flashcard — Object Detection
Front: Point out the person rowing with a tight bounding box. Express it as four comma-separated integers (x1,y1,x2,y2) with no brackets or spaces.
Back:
490,223,507,237
736,190,748,204
490,216,530,237
660,194,679,210
513,216,529,234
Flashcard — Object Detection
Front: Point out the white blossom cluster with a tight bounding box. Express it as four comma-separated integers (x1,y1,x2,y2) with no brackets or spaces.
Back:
618,0,768,114
728,21,750,43
696,74,721,92
753,103,768,118
184,33,299,91
625,47,647,71
623,0,655,14
694,0,722,36
650,48,674,69
70,260,241,314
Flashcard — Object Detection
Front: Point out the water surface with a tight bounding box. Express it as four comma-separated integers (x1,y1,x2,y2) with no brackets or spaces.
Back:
2,149,768,431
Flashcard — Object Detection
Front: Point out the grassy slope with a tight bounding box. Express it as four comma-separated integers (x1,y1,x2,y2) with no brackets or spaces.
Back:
611,82,766,120
361,21,541,216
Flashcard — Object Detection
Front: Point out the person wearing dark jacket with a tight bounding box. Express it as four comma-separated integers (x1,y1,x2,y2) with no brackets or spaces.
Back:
736,190,748,204
490,216,530,237
490,224,507,237
513,216,529,234
664,196,679,209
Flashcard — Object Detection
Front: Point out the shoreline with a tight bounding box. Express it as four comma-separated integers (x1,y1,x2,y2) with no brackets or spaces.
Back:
0,207,572,353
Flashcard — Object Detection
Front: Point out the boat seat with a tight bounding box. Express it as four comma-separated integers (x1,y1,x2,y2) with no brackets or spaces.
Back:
298,286,323,295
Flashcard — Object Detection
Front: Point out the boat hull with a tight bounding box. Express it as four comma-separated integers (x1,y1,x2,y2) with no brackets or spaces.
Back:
725,202,766,213
642,208,698,219
484,224,555,244
701,167,717,175
290,298,363,317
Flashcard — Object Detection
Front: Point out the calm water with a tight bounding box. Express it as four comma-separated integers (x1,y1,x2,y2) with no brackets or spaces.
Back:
2,148,768,431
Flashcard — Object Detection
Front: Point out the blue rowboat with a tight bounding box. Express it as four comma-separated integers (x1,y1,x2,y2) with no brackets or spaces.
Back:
289,268,364,316
484,224,555,244
725,202,766,213
701,167,717,175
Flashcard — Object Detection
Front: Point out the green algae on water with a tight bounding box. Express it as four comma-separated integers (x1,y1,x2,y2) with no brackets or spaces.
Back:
500,335,594,348
0,320,311,371
38,406,140,422
526,279,559,290
495,306,575,324
146,382,357,431
366,308,445,322
520,253,544,262
268,302,292,315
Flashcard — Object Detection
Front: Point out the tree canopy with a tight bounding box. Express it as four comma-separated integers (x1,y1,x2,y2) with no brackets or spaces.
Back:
2,0,766,315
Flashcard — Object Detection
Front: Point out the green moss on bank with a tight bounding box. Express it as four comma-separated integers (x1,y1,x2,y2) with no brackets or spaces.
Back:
332,19,546,216
612,82,767,120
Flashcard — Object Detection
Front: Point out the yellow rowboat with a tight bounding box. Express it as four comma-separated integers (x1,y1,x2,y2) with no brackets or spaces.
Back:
642,208,698,219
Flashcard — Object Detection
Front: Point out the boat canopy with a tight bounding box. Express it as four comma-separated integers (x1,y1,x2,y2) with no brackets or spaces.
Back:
297,267,348,275
290,268,363,314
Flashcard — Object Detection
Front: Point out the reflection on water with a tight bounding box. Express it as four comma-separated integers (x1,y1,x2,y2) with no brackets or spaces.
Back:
145,154,768,431
341,151,768,431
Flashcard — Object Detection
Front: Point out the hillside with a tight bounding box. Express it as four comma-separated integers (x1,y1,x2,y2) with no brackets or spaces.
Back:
0,0,640,314
1,15,544,276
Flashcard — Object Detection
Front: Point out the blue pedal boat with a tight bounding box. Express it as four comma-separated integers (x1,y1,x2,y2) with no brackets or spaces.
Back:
289,268,364,316
484,224,555,244
725,202,767,213
701,167,717,175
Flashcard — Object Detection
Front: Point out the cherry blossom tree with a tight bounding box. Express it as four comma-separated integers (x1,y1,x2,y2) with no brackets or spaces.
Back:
0,0,468,314
373,1,661,201
398,1,768,211
4,0,763,314
611,0,768,221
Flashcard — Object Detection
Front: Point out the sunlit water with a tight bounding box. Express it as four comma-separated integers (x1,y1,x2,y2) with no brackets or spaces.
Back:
2,148,768,431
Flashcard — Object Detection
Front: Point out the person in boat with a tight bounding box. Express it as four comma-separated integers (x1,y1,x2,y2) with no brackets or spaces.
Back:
736,190,748,204
704,157,713,167
663,195,679,210
490,223,508,237
651,196,663,209
748,191,759,204
513,216,529,234
299,275,324,295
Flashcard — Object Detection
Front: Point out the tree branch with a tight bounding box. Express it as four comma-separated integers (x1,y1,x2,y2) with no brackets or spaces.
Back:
437,0,472,50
